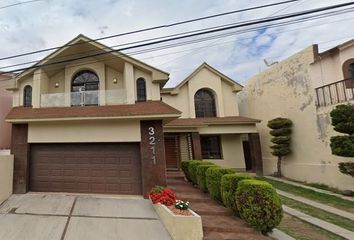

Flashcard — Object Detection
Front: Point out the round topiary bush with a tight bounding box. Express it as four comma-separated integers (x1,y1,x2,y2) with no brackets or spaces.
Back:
188,160,213,185
236,179,283,234
181,160,192,182
196,164,216,192
206,167,235,201
220,173,252,215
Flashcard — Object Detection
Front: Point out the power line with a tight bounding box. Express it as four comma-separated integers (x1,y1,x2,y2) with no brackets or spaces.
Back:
4,13,354,84
2,2,353,75
0,0,300,61
0,0,43,10
157,0,308,67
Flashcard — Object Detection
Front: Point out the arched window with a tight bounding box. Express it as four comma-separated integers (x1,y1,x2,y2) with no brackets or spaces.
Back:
194,89,216,118
136,78,146,102
23,85,32,107
71,70,99,106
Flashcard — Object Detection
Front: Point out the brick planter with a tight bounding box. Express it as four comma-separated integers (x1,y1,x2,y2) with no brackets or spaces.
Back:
152,202,203,240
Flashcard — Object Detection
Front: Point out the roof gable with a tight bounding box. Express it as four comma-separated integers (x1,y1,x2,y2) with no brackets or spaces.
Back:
16,34,169,83
162,63,243,95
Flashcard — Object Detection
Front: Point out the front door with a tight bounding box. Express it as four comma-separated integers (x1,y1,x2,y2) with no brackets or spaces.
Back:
164,135,180,169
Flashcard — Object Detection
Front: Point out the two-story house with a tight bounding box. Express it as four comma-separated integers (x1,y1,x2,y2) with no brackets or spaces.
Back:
6,35,261,196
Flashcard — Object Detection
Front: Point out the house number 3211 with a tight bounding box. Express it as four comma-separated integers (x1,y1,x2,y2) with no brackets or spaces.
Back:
148,127,157,165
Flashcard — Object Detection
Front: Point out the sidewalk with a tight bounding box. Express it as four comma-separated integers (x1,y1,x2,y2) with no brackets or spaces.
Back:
166,171,272,240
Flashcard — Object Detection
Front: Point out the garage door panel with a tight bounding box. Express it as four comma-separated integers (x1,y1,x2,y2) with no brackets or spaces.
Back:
30,143,142,195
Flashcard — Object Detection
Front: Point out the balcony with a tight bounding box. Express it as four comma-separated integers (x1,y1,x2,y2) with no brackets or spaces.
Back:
41,89,127,107
315,78,354,107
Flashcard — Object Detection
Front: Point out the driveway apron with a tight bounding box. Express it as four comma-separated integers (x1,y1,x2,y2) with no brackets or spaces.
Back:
0,193,171,240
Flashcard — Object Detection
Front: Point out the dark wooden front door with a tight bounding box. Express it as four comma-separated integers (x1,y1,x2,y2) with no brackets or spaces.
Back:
30,143,142,195
164,135,180,169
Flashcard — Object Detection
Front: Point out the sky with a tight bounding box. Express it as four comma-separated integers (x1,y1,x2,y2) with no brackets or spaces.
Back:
0,0,354,87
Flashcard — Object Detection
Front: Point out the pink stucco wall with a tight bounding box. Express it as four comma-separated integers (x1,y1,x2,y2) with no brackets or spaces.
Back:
0,74,13,149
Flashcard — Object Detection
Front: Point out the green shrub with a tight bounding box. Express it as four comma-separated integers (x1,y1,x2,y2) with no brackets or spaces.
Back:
330,136,354,157
236,179,283,234
221,173,252,215
196,164,217,192
206,167,235,201
339,162,354,177
330,104,354,135
188,160,213,185
181,160,192,182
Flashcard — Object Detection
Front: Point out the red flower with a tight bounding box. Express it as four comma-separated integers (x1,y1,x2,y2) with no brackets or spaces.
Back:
148,188,176,206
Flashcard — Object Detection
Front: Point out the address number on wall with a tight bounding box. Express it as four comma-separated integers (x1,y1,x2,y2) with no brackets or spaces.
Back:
148,126,157,165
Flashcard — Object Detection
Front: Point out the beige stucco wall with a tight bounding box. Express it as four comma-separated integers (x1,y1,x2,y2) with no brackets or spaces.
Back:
206,134,246,169
161,67,239,118
28,120,141,143
241,45,354,190
0,154,14,204
0,76,12,149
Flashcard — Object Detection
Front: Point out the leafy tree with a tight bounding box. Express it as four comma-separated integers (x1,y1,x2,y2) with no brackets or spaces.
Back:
267,117,293,177
330,104,354,178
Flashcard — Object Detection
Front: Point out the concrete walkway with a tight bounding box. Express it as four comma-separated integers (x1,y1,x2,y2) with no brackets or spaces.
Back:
265,176,354,202
0,193,171,240
283,205,354,240
278,190,354,221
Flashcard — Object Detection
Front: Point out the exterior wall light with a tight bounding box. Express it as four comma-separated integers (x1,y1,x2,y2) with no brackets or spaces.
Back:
55,82,59,88
113,78,118,84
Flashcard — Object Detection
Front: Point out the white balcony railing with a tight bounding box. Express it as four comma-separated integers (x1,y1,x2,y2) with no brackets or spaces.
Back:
40,89,127,107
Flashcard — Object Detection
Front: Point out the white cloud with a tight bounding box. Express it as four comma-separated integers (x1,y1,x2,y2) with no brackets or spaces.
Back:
0,0,353,87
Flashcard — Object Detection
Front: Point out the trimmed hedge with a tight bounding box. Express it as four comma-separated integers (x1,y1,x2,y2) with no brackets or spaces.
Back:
181,160,192,182
236,179,283,234
220,173,251,215
188,160,214,185
206,167,235,201
196,164,218,192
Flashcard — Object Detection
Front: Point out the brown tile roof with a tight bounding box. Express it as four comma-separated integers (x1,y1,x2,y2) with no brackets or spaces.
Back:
166,116,261,127
6,101,181,121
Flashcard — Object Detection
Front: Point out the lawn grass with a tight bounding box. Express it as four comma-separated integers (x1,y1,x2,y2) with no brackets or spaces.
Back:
281,196,354,231
277,214,345,240
304,182,343,194
257,177,354,212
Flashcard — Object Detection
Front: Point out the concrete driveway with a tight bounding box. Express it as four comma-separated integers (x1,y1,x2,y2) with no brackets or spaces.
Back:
0,193,171,240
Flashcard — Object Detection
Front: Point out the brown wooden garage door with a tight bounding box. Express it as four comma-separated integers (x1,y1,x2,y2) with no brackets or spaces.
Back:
30,143,142,195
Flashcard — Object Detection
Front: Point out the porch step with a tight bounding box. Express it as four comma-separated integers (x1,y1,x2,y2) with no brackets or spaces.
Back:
166,171,185,179
167,185,198,193
203,231,269,240
191,202,233,216
166,179,187,186
201,215,256,233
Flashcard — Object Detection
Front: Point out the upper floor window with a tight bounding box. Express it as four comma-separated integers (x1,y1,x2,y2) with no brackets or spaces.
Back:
136,78,146,102
194,89,216,118
71,70,99,106
23,85,32,107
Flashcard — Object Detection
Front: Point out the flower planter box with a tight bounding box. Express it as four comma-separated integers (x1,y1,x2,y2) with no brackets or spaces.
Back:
152,202,203,240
